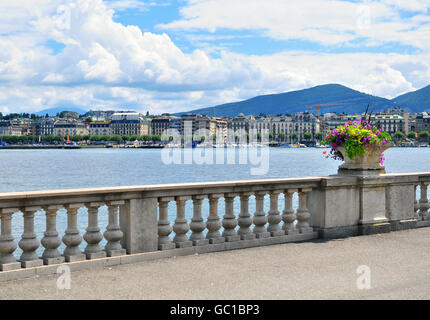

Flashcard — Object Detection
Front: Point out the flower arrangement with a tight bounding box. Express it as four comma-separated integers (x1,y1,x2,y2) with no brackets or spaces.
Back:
322,119,392,165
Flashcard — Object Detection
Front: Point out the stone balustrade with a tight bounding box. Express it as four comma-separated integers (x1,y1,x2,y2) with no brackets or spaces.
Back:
0,173,429,280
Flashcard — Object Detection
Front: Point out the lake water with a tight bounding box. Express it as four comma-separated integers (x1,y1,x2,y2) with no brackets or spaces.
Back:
0,147,428,256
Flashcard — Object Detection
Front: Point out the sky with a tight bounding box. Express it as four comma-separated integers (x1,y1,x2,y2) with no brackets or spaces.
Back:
0,0,429,115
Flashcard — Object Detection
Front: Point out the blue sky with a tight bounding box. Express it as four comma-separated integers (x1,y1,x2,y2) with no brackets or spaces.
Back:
0,0,429,114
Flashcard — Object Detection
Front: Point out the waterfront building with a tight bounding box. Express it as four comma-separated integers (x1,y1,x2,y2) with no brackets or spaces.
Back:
180,113,218,137
370,113,405,135
150,115,181,136
411,112,430,133
0,120,22,136
227,113,250,133
31,119,55,136
53,120,88,136
110,112,151,136
88,121,112,136
291,111,320,141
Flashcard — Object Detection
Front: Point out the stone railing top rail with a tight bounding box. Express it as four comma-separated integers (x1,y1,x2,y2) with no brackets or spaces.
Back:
0,172,429,208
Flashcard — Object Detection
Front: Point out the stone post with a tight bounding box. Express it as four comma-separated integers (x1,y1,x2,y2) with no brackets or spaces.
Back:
206,194,225,244
267,191,284,237
41,205,65,265
385,183,416,230
83,202,106,259
173,196,192,248
238,192,256,240
157,197,175,250
222,193,240,242
120,198,158,254
357,179,391,235
296,188,313,233
19,207,43,267
104,201,126,257
190,195,209,246
282,189,298,235
0,208,21,271
420,183,429,220
63,203,85,262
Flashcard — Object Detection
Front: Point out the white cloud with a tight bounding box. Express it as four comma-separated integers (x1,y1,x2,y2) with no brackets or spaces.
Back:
0,0,429,115
158,0,430,50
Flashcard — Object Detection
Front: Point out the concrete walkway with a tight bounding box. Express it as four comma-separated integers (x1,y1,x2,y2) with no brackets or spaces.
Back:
1,227,430,300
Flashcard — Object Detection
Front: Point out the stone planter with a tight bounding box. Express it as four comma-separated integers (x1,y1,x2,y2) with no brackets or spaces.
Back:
337,143,393,175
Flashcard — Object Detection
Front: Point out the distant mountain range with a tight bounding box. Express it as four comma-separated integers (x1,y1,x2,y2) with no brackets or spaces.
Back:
35,107,88,117
175,84,430,117
32,83,429,118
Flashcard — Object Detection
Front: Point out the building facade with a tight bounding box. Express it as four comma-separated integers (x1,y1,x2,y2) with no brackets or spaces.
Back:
110,113,151,136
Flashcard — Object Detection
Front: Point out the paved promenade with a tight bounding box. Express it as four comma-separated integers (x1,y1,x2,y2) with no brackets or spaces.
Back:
1,227,430,300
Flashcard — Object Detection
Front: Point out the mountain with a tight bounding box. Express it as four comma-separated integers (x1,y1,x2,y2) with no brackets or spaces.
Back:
391,85,430,113
175,84,397,117
35,107,88,117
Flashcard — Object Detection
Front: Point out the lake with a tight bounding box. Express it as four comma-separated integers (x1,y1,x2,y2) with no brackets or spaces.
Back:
0,147,428,256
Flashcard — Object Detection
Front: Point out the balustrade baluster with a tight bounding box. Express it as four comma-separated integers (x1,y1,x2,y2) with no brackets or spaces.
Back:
253,191,270,238
104,201,126,257
267,191,284,237
83,202,106,259
173,196,192,248
41,205,65,265
62,204,85,262
206,194,225,244
190,195,209,246
282,189,298,235
420,183,429,220
296,188,313,233
414,185,420,220
0,208,20,271
157,197,175,250
19,207,43,267
238,192,256,240
222,193,240,242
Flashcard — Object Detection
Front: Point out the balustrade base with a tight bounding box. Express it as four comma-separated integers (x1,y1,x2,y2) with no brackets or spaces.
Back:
270,230,285,237
106,249,126,257
65,254,86,262
193,239,210,246
299,227,314,234
389,219,417,231
209,237,225,244
416,220,430,228
224,235,241,242
159,243,176,250
175,241,193,248
315,226,359,239
256,232,271,239
284,229,299,236
20,259,43,268
43,257,65,265
86,252,107,260
240,233,256,241
358,222,391,236
0,262,21,271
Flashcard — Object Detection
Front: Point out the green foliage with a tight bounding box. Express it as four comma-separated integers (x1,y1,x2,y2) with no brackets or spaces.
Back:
322,120,391,161
278,132,286,141
393,131,404,139
407,131,416,140
315,132,324,141
303,132,313,140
